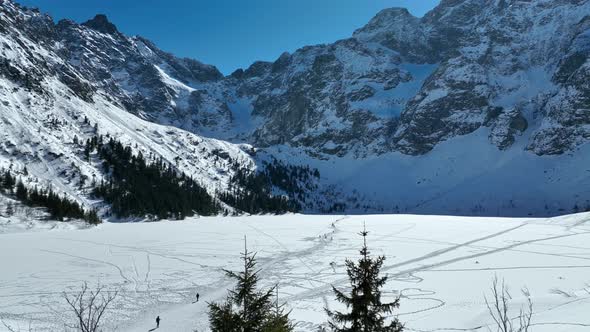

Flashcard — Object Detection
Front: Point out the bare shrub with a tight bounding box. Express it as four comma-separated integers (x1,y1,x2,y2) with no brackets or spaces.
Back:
485,276,533,332
63,282,118,332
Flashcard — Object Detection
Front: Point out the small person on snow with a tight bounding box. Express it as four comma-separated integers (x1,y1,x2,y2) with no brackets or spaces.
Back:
196,292,200,302
156,316,161,328
330,261,336,273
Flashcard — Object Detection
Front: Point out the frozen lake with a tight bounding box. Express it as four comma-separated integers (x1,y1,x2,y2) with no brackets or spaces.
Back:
1,213,590,331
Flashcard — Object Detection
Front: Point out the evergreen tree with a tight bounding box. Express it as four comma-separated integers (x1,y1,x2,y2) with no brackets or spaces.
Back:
326,226,403,332
208,301,242,331
84,140,91,162
85,209,102,225
15,180,27,201
208,237,276,332
2,170,15,192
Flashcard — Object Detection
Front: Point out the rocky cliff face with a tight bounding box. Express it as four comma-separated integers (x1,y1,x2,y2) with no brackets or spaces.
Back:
3,0,588,158
224,0,590,156
131,0,590,158
391,0,590,155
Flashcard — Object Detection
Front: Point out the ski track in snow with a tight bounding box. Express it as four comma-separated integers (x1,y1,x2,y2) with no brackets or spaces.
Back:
1,214,590,331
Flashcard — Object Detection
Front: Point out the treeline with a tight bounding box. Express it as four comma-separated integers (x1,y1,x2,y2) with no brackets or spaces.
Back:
220,158,320,214
82,133,317,218
2,130,320,222
85,136,220,219
219,168,297,214
263,158,319,202
0,168,100,224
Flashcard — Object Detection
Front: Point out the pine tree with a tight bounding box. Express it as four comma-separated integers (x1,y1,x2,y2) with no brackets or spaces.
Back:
208,301,241,331
15,180,28,201
2,170,15,192
84,141,91,162
208,236,276,332
85,209,102,225
326,225,403,332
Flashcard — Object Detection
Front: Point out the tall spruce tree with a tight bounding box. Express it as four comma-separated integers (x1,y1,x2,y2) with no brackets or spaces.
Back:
208,236,279,332
15,180,28,201
326,225,403,332
2,170,15,192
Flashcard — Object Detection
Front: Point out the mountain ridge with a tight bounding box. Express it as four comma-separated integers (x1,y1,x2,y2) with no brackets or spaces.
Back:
1,0,590,217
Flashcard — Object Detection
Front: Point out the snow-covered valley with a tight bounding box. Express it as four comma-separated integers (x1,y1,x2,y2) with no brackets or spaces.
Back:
1,213,590,331
1,0,590,330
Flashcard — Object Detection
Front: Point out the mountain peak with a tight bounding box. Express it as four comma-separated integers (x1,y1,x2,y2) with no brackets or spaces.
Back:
353,6,419,39
375,7,414,18
82,14,119,35
366,7,416,24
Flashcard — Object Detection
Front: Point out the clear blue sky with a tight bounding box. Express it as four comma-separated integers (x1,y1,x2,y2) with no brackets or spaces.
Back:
16,0,440,74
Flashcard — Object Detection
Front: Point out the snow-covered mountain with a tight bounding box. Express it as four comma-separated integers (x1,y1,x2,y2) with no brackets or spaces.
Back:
126,0,590,158
0,0,259,218
1,0,589,217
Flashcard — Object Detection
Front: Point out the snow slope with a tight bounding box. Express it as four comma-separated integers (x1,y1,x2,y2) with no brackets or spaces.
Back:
264,129,590,217
1,213,590,331
0,67,256,214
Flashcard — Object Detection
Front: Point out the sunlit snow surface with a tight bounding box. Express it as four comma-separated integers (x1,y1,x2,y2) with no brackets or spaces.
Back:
1,213,590,331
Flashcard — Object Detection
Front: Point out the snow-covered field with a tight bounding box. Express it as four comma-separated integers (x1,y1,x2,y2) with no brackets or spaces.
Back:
1,213,590,331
